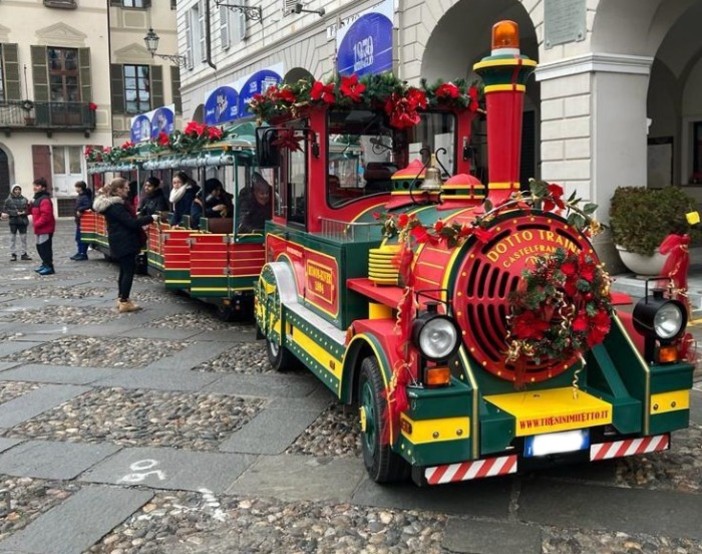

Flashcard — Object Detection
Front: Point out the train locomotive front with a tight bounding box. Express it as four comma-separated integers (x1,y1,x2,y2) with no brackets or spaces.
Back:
253,19,695,487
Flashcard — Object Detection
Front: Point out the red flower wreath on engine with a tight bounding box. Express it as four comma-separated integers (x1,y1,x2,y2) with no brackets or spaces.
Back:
505,247,614,373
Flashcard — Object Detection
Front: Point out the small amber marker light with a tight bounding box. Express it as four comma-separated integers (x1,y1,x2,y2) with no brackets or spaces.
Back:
425,366,451,386
492,20,520,50
657,344,679,364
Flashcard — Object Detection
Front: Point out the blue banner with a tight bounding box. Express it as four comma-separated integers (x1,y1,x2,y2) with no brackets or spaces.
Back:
237,69,282,119
204,85,240,125
337,11,393,77
150,106,175,138
130,114,151,144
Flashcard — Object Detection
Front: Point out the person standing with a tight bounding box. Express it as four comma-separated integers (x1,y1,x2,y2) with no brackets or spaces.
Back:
137,176,169,218
92,177,156,313
2,184,32,262
30,178,56,275
70,180,92,261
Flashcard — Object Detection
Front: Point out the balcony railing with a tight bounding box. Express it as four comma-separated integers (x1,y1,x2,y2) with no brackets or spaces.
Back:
0,100,96,132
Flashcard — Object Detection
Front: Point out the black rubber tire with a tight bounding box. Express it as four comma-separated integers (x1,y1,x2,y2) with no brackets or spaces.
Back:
357,356,410,483
265,335,297,372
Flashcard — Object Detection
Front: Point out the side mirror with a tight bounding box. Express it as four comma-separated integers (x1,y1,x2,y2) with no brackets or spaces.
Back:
256,127,280,167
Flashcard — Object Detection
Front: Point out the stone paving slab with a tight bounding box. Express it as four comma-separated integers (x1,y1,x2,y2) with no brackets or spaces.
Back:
0,364,120,385
0,485,153,554
145,341,234,370
0,439,120,480
0,384,90,428
519,478,702,539
0,340,44,358
442,518,543,554
68,323,150,337
81,446,257,493
219,405,326,454
10,333,68,342
190,328,258,342
352,475,514,519
200,373,319,398
92,368,222,392
0,362,21,372
117,327,205,340
0,437,23,454
227,454,365,502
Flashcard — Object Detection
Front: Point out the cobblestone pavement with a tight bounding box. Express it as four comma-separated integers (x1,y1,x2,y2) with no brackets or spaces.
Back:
0,221,701,554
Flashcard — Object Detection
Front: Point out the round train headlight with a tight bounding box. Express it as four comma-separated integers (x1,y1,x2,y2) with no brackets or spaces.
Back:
633,290,687,342
412,306,461,361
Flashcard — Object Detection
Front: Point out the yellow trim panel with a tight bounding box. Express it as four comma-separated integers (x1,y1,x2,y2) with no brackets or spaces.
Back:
485,387,613,436
650,390,690,415
400,414,470,444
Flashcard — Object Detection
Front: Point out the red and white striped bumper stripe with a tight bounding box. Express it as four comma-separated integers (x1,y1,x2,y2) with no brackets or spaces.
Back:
425,455,517,485
590,434,670,461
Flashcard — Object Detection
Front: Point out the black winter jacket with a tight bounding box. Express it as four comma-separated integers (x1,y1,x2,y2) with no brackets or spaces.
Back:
137,188,169,218
93,195,152,258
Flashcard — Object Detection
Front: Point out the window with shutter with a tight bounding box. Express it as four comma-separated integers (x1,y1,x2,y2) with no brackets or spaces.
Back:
232,0,247,43
170,66,181,114
171,0,177,9
78,47,91,103
184,12,194,70
119,0,150,7
123,64,151,113
150,65,164,110
2,44,21,101
110,63,125,114
31,46,49,102
220,5,231,50
198,0,207,63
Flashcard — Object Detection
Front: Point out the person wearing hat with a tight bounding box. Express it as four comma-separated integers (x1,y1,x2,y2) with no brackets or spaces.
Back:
2,184,32,262
30,177,56,275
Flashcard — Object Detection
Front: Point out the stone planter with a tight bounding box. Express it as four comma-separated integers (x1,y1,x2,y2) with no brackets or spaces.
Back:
615,245,667,276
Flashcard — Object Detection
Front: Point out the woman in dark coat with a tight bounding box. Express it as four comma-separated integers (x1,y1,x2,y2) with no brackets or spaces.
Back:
93,177,155,313
168,171,199,226
137,176,169,218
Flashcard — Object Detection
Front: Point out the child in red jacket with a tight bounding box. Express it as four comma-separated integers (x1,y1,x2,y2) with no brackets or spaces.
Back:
31,178,56,275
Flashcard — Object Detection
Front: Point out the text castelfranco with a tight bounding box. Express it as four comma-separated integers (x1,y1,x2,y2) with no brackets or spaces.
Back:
486,230,579,268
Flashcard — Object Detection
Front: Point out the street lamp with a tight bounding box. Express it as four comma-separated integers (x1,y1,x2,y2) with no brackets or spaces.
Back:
144,28,187,67
213,1,263,22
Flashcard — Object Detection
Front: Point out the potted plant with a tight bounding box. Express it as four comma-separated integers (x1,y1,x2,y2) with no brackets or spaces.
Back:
609,186,700,275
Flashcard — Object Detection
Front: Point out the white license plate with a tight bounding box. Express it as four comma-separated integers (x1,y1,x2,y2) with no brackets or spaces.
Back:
524,429,589,457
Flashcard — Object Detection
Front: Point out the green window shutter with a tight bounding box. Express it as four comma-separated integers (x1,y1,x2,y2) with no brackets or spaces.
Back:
150,64,164,109
170,65,181,114
31,45,49,102
3,44,21,101
110,63,125,114
78,47,91,102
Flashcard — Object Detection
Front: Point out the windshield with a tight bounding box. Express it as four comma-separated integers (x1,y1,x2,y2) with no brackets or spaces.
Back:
326,109,456,208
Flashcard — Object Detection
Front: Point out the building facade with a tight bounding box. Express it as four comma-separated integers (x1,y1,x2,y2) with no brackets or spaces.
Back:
0,0,177,216
174,0,702,269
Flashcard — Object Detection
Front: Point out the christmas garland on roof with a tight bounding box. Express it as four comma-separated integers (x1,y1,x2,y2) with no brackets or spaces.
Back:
248,73,483,128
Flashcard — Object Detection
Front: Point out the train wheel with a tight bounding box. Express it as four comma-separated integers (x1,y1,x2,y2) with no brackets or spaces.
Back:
358,356,409,483
265,335,297,372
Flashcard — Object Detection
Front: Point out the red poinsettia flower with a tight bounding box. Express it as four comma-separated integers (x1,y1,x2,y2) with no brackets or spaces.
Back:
573,311,589,333
276,87,297,104
512,311,550,340
435,82,460,100
472,227,495,243
434,220,445,232
272,129,303,151
405,88,427,109
339,75,366,102
88,102,98,111
397,213,409,228
207,126,223,141
563,278,578,297
560,260,577,277
542,183,565,212
120,140,134,149
310,81,336,104
157,131,170,146
410,225,430,244
184,121,205,137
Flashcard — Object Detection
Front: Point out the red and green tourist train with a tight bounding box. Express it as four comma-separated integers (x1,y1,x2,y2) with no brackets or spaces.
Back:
251,20,696,486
